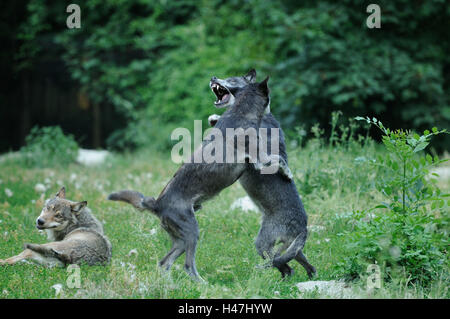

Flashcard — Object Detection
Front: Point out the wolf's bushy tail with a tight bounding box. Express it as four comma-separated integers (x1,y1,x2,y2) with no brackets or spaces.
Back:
107,190,157,214
272,231,307,268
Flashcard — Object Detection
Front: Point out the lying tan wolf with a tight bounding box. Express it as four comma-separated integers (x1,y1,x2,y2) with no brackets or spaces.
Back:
0,187,111,267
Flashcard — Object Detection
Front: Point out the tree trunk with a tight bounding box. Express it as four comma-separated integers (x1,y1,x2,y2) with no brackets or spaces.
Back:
20,73,31,145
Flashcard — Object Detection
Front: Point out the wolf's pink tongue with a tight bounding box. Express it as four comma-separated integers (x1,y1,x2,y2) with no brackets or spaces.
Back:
222,94,229,101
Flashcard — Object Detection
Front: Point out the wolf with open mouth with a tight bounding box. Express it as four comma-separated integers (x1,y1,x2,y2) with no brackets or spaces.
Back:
209,69,316,278
109,77,293,282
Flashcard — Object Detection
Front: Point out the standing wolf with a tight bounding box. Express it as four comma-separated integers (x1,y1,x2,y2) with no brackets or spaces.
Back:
109,78,289,281
0,187,111,267
208,69,316,278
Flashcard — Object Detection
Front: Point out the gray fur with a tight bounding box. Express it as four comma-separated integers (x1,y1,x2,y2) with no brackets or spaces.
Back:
109,79,286,282
0,187,111,267
208,70,316,278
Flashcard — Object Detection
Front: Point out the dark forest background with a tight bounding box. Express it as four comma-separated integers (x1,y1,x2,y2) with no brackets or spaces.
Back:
1,0,449,153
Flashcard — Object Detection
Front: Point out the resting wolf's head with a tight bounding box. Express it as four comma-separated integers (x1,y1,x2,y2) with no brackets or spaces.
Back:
36,187,87,231
210,69,257,108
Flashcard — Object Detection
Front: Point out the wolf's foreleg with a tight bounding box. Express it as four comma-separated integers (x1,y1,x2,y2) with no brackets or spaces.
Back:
0,249,34,265
25,243,71,265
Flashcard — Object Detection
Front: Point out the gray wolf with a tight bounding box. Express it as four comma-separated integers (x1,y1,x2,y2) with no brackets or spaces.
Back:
108,78,289,281
208,69,315,278
0,187,111,267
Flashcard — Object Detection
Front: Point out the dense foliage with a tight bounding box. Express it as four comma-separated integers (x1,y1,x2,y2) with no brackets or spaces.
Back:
10,0,450,150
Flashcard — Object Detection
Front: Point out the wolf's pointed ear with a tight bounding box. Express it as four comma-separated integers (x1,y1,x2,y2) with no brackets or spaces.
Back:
259,76,270,96
56,187,66,199
70,201,87,214
244,69,257,83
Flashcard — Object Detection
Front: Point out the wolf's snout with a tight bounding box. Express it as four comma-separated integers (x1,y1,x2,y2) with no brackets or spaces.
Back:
211,76,217,81
37,218,45,226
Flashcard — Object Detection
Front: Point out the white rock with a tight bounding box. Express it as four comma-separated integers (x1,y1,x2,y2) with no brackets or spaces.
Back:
127,249,138,257
76,149,109,166
34,183,47,193
430,167,450,180
51,283,63,296
230,196,259,213
296,280,354,298
4,188,13,197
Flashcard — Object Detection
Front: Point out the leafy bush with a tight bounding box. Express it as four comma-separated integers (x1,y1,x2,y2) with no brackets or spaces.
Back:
268,1,450,148
335,118,449,285
20,126,79,168
12,0,450,150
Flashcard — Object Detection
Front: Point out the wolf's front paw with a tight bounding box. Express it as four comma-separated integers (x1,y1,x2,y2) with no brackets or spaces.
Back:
274,156,293,181
258,154,293,180
208,114,221,127
0,259,5,265
279,163,293,181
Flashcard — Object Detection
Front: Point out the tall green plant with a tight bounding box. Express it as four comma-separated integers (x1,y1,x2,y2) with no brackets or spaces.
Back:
356,116,448,214
336,117,449,285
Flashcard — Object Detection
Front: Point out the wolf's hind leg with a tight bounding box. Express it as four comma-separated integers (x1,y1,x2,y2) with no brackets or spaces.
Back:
295,251,316,279
181,213,204,282
24,243,67,266
272,232,307,277
160,211,204,283
255,227,293,278
159,238,185,271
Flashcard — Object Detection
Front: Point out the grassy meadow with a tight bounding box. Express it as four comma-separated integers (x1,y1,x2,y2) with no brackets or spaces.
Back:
0,134,448,299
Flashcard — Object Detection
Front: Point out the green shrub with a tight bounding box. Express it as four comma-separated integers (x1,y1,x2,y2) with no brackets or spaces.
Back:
20,126,79,168
335,118,449,285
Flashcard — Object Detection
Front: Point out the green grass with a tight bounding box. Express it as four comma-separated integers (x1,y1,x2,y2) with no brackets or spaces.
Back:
0,140,448,298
